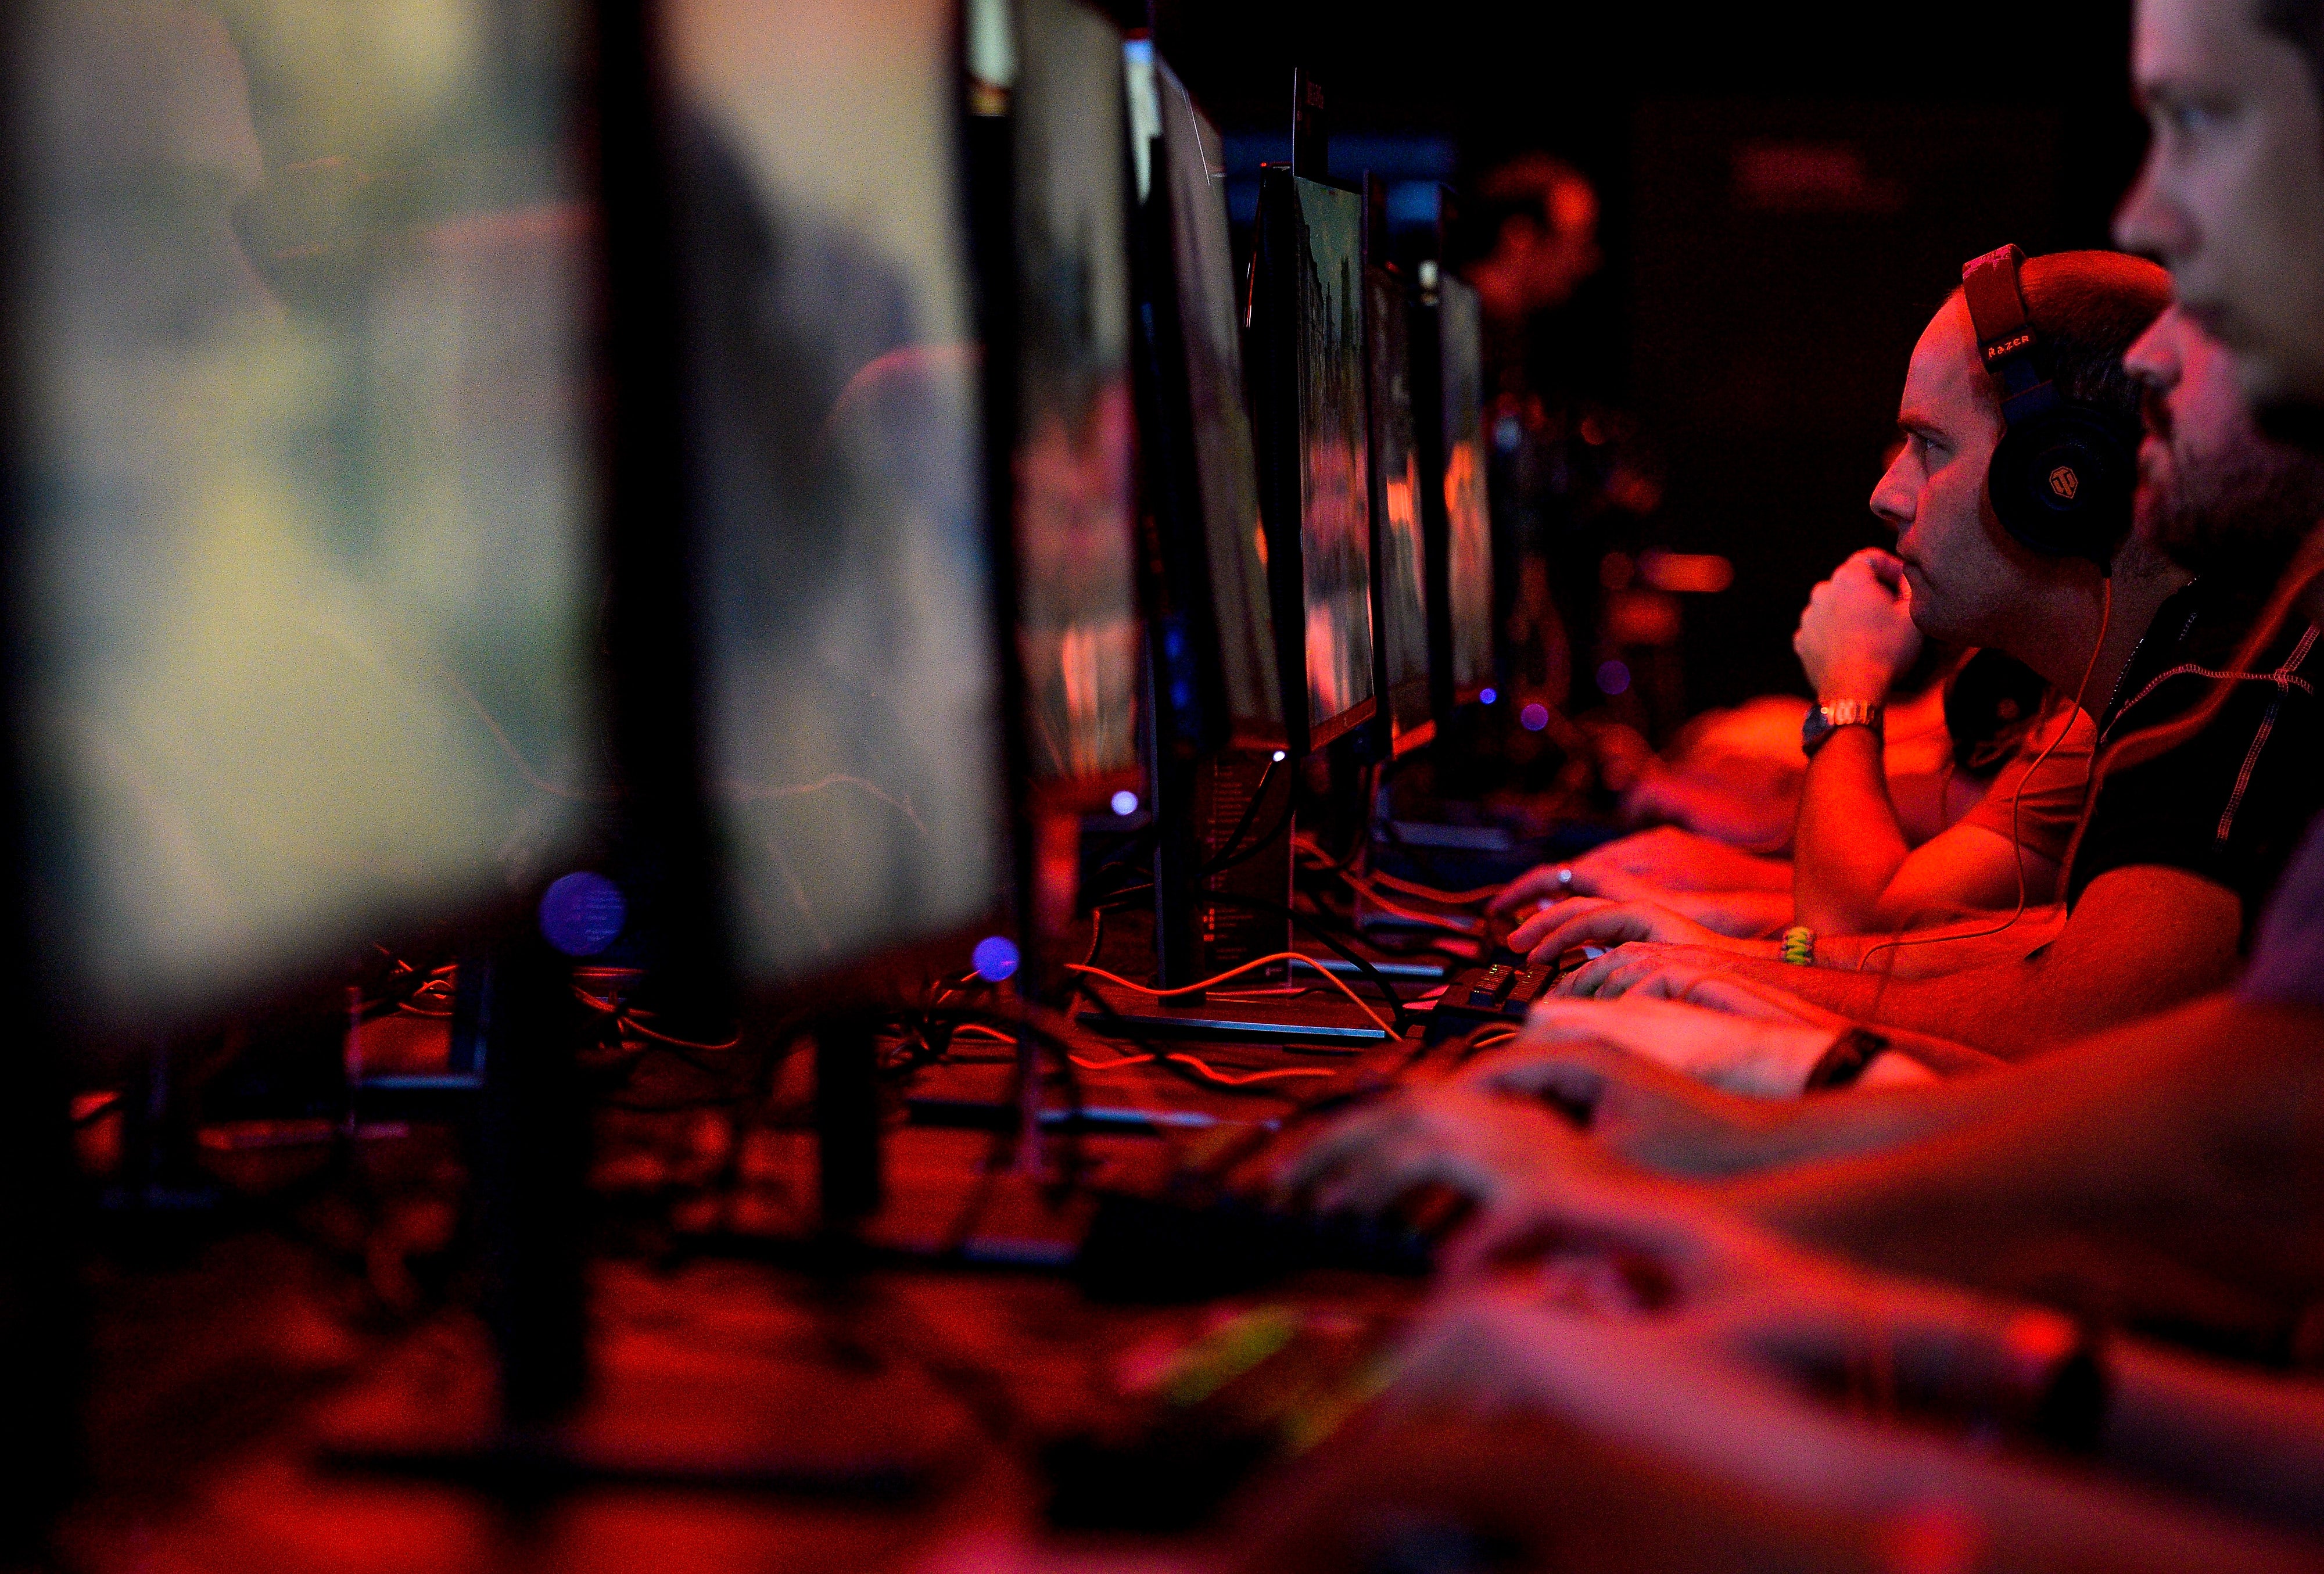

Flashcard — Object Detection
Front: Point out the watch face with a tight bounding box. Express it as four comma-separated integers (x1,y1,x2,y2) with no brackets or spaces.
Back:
1801,708,1832,753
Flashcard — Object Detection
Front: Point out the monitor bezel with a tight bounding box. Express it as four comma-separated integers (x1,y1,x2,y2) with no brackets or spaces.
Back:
712,0,1021,1025
1250,164,1379,760
1414,265,1495,726
1437,271,1494,708
1362,260,1434,761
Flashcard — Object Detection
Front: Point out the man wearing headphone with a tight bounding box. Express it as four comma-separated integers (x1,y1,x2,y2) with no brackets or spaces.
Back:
1253,12,2324,1558
1494,248,2324,1062
1285,301,2324,1299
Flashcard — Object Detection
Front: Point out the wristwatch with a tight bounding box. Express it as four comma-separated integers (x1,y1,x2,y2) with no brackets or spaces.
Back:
1801,700,1884,758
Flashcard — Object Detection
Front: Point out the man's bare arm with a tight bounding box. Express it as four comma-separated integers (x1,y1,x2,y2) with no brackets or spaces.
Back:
1589,865,2241,1057
1795,738,2067,934
1813,902,2068,976
1865,823,2064,930
1791,725,1913,933
1727,995,2324,1324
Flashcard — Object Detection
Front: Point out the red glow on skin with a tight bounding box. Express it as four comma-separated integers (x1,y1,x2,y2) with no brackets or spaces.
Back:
1874,1500,1986,1574
1997,1308,2080,1389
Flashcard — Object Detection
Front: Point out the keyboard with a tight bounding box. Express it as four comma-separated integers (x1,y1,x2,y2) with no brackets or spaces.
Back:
1075,1187,1439,1302
1432,961,1561,1026
1041,1292,1415,1530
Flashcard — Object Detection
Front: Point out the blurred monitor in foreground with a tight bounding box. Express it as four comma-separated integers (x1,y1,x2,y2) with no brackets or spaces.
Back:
666,0,1011,994
10,1,602,1048
1010,0,1142,801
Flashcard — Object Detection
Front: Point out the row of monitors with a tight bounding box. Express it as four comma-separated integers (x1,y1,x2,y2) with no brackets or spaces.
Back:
1016,5,1492,783
4,0,1491,1049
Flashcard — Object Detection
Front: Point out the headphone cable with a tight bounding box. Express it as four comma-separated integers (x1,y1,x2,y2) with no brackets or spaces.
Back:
1855,576,2110,977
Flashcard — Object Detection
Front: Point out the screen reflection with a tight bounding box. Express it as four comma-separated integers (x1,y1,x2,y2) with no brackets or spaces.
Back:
670,0,1008,987
1013,0,1141,787
1157,60,1281,744
1439,273,1494,697
1293,179,1375,736
1367,267,1429,741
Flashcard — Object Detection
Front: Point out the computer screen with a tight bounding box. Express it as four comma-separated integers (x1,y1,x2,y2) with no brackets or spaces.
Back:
1366,266,1432,753
1253,170,1377,754
666,0,1009,991
11,2,601,1039
1156,60,1281,746
1012,0,1142,792
1295,178,1377,747
1438,273,1495,701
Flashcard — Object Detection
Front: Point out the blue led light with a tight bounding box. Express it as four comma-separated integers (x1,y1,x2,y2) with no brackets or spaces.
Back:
539,871,626,958
1596,660,1633,696
1110,789,1139,816
972,935,1021,982
1479,687,1497,705
1272,750,1287,762
1519,702,1550,733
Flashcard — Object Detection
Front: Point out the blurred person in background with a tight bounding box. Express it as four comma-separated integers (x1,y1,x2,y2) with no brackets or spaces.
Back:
1462,152,1663,752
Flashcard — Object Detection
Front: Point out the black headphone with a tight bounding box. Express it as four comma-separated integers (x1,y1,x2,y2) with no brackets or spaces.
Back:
1961,243,2137,572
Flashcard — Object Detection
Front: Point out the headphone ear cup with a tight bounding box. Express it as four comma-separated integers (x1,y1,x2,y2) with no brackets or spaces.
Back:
1986,407,2135,565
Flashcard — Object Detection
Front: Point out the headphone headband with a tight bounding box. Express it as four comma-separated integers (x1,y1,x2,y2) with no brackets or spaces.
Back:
1962,243,2042,397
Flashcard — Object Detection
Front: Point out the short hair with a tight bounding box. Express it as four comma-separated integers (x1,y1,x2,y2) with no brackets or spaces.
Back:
1454,153,1597,265
1948,249,2172,432
2261,0,2324,101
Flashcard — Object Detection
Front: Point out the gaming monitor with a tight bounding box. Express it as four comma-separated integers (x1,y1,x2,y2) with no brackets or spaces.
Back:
1009,0,1143,801
1153,55,1282,750
1434,270,1496,711
667,0,1012,998
1365,264,1434,756
7,1,605,1050
1250,166,1378,758
1126,48,1295,986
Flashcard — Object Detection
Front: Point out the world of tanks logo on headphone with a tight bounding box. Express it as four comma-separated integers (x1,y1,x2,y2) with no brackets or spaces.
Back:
2048,465,2080,501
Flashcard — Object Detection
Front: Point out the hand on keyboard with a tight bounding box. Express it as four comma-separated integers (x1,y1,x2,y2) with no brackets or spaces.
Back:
1269,1082,1601,1222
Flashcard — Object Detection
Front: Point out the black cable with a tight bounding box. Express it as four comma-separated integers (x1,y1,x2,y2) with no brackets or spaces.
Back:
901,1001,1089,1134
1301,822,1369,877
1086,889,1411,1037
1201,754,1282,874
1201,783,1300,879
1062,973,1328,1100
1208,892,1414,1034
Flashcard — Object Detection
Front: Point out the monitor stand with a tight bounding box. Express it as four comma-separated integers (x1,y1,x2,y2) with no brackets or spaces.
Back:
318,948,967,1493
1154,745,1294,988
1131,745,1411,1044
2,1023,80,1555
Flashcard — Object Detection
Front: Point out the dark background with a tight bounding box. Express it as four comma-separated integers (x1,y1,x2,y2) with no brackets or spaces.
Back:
1141,2,2147,712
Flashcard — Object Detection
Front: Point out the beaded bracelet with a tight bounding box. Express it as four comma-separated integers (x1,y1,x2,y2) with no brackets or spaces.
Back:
1780,924,1815,966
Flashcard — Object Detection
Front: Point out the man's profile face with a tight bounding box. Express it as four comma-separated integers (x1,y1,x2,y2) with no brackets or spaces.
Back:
2125,303,2324,583
2117,0,2324,415
1868,296,2032,646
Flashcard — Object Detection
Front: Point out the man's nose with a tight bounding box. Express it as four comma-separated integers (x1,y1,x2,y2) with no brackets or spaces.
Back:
2115,162,2196,261
1868,471,1913,532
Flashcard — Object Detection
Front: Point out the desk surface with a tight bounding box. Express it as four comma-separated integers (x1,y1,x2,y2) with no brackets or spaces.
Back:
59,922,1455,1574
